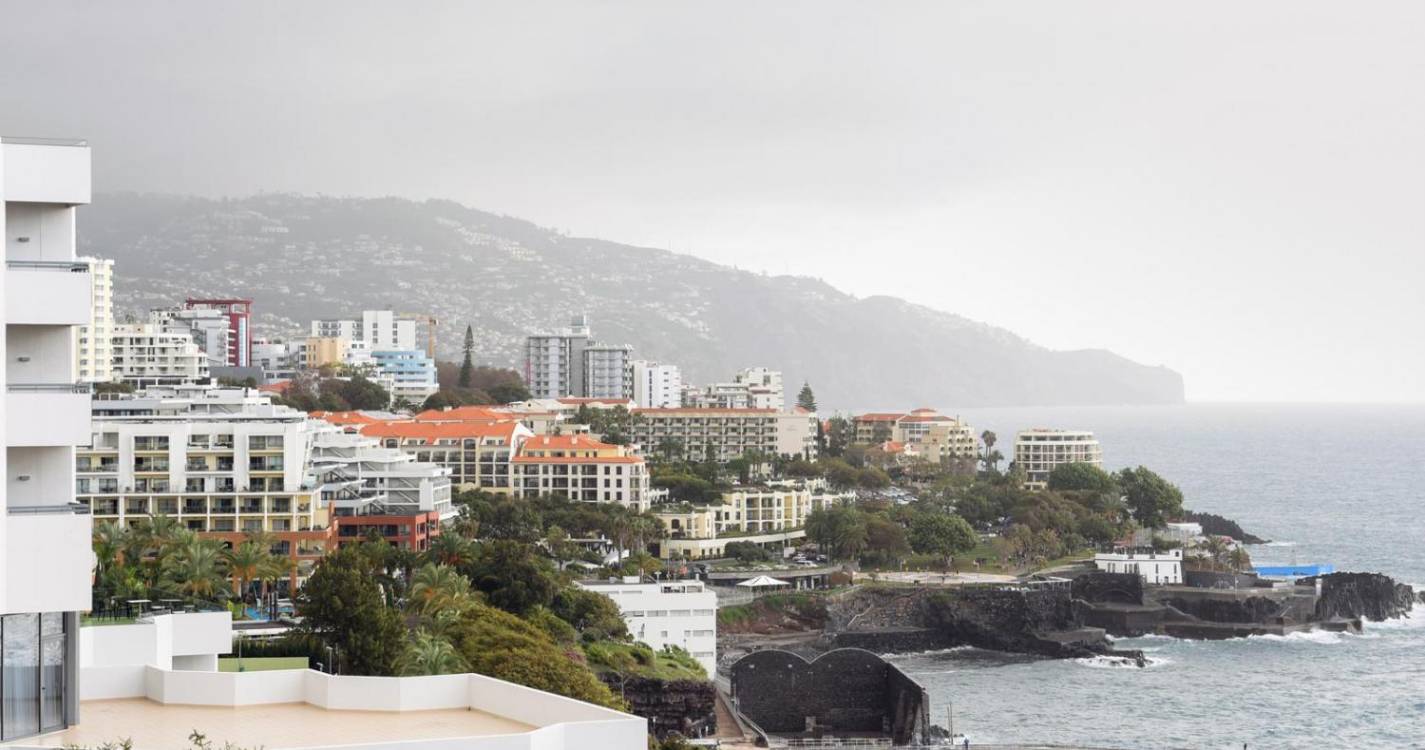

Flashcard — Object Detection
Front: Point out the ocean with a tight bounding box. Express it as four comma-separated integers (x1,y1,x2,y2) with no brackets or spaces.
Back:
887,403,1425,750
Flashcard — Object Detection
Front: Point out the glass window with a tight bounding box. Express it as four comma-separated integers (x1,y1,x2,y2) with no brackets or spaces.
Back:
2,613,40,739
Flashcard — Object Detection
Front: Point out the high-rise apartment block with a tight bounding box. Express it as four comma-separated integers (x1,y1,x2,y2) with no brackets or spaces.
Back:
310,310,418,353
153,306,232,370
75,255,113,382
111,322,210,387
583,343,633,400
629,360,682,408
183,298,252,367
2,135,96,741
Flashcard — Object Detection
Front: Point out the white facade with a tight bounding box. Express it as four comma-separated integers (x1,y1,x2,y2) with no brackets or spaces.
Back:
1014,428,1104,490
152,307,231,370
310,311,417,354
111,322,210,387
630,407,819,463
309,424,454,521
1094,548,1183,585
523,315,592,399
583,344,633,400
2,136,95,741
75,256,114,383
684,367,785,411
577,578,718,677
629,360,682,409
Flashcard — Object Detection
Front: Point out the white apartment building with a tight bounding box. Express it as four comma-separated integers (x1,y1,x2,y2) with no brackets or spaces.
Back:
75,255,114,382
629,360,682,409
2,135,96,741
111,322,209,387
583,343,633,400
310,310,418,353
152,307,232,370
79,387,329,584
684,367,785,411
523,315,592,399
1094,548,1183,585
576,578,718,677
630,407,818,463
654,480,853,560
251,337,299,381
309,423,454,522
1014,428,1104,490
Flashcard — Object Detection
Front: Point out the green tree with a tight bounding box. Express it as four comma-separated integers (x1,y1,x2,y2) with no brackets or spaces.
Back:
908,513,978,568
796,382,817,411
723,541,772,564
549,587,629,640
1047,462,1117,493
1116,466,1185,529
980,430,1003,474
406,563,476,620
399,631,468,676
461,540,558,615
296,546,408,676
861,515,910,568
824,417,852,457
161,536,230,602
459,325,475,389
446,602,625,710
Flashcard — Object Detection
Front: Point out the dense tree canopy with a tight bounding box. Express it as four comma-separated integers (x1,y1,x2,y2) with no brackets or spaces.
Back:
1116,466,1184,529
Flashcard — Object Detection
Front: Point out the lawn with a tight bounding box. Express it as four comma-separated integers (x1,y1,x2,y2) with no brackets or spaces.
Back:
217,656,309,672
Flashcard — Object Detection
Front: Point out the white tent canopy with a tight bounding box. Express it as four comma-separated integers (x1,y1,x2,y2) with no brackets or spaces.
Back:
736,575,792,589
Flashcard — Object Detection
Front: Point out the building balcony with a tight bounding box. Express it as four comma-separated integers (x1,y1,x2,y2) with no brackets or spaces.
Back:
5,383,92,447
1,138,92,203
2,503,93,613
4,261,91,325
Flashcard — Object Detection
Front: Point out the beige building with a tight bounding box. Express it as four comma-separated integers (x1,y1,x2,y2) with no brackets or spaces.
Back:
1014,428,1104,490
111,322,210,387
513,434,651,509
654,480,852,559
630,407,818,463
303,335,349,369
75,255,114,382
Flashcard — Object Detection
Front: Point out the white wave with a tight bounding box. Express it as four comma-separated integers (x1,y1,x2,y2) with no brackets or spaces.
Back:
883,645,978,658
1247,629,1350,645
1262,540,1297,547
1368,604,1425,631
1074,653,1170,669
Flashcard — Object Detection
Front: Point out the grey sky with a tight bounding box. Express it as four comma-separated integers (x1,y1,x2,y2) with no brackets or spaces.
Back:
3,1,1421,402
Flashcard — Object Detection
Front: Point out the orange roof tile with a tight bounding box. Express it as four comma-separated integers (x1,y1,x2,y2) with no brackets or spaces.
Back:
632,407,780,415
359,421,523,440
259,381,293,394
311,410,381,425
512,454,643,464
855,412,906,422
413,406,515,422
520,434,618,451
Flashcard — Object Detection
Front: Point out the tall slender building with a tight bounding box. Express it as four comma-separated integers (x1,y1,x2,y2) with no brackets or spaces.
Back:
523,314,591,399
75,255,113,382
2,135,95,740
183,298,252,367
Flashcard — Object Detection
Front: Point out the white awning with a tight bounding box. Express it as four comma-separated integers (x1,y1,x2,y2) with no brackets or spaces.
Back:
736,575,792,588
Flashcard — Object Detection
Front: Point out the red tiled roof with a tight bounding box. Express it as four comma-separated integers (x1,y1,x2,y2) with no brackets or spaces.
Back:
855,412,906,422
880,440,907,453
633,407,779,415
259,381,293,394
520,434,617,451
311,410,380,425
359,421,522,440
413,406,514,422
512,455,643,464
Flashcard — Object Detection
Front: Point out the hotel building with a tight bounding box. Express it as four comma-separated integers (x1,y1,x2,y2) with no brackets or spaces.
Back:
1014,428,1104,490
628,360,681,409
629,407,818,463
513,434,650,509
356,418,532,493
308,423,453,552
78,387,330,584
2,135,96,741
111,322,209,387
654,480,852,560
74,255,113,383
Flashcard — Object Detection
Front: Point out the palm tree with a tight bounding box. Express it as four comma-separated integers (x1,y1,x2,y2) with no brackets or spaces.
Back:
398,631,467,676
224,541,267,602
425,533,476,568
407,563,474,619
980,431,1003,474
1202,537,1231,571
162,537,231,603
1227,546,1252,573
92,521,130,582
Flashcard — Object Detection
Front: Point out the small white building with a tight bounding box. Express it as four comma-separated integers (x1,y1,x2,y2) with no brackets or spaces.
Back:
629,360,682,409
577,577,718,678
1094,547,1183,585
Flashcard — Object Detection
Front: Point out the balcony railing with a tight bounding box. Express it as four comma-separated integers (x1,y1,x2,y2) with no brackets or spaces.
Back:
5,260,90,273
7,382,93,394
7,502,91,515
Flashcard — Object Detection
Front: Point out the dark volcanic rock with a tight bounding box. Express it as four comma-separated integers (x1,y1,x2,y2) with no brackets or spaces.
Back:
1182,511,1268,544
1072,572,1143,604
1307,572,1418,622
600,676,715,738
1158,594,1283,623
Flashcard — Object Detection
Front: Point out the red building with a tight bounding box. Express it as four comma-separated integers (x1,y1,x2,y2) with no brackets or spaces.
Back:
334,510,441,552
185,298,253,367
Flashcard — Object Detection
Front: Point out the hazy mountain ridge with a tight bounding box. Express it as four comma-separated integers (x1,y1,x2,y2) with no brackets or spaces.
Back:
79,193,1184,411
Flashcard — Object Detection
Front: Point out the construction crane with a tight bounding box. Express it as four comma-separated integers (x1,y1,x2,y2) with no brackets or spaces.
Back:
397,313,438,359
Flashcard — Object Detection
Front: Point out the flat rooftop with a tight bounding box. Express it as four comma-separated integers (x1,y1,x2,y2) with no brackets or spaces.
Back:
16,699,534,749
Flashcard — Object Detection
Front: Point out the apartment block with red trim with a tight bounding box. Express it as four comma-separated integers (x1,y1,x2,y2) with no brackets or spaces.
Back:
512,434,651,510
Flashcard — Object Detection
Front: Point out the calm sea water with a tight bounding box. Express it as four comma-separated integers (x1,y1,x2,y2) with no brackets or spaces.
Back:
889,403,1425,750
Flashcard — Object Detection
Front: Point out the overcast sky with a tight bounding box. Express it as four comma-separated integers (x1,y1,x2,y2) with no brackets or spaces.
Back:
3,1,1421,402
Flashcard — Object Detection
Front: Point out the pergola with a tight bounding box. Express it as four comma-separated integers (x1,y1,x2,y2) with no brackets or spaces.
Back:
735,575,792,596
